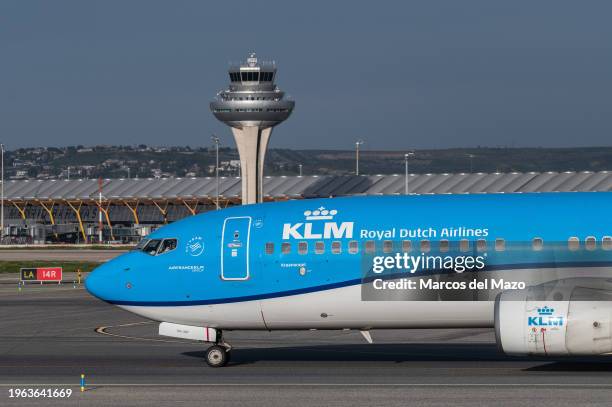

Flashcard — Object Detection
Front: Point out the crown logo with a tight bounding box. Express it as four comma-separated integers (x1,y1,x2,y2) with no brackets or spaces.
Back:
537,306,554,315
304,207,338,221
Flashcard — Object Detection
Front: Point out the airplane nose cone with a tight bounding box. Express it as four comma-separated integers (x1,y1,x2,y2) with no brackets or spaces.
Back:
85,263,112,301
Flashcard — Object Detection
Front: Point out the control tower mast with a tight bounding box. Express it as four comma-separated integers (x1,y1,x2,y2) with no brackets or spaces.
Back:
210,53,294,204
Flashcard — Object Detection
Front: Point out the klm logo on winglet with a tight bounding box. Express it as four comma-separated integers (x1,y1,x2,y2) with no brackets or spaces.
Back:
528,306,564,327
282,207,354,240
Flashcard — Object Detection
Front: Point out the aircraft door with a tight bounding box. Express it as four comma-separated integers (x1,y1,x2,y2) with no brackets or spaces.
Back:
221,216,251,280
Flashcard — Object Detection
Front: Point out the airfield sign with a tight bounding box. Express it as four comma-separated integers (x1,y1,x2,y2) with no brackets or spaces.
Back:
20,267,63,282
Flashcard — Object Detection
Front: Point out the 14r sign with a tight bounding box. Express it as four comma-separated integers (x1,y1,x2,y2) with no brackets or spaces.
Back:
21,267,63,283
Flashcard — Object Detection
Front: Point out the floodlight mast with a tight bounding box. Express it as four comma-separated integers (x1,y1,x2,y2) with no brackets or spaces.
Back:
98,177,103,243
0,144,4,242
355,140,364,176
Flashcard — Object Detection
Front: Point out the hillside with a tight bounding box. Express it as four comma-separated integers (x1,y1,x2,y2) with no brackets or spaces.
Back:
4,146,612,180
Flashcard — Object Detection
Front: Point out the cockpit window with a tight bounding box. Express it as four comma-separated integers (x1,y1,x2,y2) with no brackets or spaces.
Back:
142,239,162,256
159,239,178,254
141,238,178,256
134,238,150,251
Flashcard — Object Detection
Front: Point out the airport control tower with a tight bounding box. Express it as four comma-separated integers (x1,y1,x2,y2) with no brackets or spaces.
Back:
210,53,294,204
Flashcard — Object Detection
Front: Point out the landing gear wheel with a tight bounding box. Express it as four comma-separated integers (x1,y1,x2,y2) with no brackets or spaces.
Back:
205,345,229,367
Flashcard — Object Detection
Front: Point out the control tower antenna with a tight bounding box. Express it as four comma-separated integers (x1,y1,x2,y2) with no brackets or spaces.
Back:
210,53,295,204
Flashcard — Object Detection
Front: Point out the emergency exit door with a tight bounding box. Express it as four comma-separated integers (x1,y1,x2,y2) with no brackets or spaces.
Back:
221,217,251,280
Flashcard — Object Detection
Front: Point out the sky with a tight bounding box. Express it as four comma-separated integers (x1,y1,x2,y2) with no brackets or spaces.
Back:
2,0,612,150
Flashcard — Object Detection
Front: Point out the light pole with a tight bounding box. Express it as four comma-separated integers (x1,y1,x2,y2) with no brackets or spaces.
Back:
0,144,4,242
355,140,364,175
298,164,303,177
212,135,220,210
98,177,103,244
466,154,475,173
127,167,131,179
404,151,415,195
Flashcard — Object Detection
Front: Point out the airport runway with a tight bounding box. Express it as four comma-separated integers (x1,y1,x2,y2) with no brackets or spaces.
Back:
1,283,611,406
0,249,127,262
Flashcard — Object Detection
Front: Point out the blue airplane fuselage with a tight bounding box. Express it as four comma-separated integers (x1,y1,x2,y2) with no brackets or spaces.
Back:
86,192,612,330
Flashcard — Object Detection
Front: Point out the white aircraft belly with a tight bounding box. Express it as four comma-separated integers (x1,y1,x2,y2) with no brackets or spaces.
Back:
119,267,610,330
119,285,493,330
259,284,494,329
119,301,266,329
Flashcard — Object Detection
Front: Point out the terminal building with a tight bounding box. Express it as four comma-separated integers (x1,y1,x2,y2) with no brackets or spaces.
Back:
1,171,611,244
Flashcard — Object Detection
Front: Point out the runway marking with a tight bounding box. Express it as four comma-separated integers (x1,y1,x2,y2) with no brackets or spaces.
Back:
95,322,197,344
0,287,87,297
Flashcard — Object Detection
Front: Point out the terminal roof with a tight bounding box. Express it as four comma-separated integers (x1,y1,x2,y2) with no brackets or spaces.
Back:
2,171,611,202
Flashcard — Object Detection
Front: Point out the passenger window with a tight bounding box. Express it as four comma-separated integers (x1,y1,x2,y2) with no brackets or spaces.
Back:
332,241,341,254
349,240,359,254
568,237,580,251
383,240,393,253
460,239,470,252
585,236,596,251
298,241,308,255
142,239,162,256
603,236,612,251
439,239,449,253
495,238,505,252
315,241,325,254
159,238,178,254
402,240,412,253
420,240,430,253
281,242,291,254
265,242,274,254
365,240,375,254
476,239,487,252
532,238,543,251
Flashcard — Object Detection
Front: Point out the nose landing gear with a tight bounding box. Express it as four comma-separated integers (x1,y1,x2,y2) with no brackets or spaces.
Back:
205,344,230,367
204,331,232,367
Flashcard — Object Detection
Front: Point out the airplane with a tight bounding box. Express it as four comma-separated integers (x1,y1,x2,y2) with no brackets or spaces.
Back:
86,192,612,367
